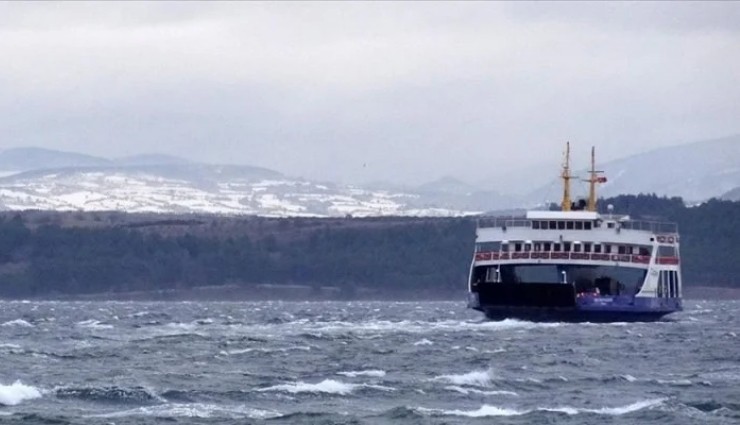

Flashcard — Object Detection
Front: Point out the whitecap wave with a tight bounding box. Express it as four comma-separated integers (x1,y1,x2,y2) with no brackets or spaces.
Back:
258,379,357,395
77,320,114,330
219,346,311,356
433,369,494,387
90,403,281,419
258,379,394,395
249,318,561,337
444,386,518,396
413,339,434,346
0,381,42,406
655,379,693,386
418,398,666,417
1,319,33,327
337,370,386,378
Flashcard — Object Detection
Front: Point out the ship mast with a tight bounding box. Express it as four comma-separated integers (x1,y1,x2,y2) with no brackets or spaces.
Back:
584,146,606,212
560,142,572,211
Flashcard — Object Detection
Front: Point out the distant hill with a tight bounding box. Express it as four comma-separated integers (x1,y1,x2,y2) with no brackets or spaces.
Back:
527,135,740,204
0,147,112,172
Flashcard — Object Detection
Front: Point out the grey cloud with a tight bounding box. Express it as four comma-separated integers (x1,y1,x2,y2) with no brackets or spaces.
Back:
0,2,738,188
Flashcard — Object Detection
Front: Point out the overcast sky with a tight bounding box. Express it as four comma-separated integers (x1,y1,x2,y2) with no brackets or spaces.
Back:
0,2,738,186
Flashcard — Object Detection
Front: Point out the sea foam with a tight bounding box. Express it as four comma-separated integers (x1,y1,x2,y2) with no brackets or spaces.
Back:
337,370,386,378
419,398,666,417
0,381,42,406
433,369,494,387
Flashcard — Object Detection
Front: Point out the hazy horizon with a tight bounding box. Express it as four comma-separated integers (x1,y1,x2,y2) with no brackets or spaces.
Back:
1,2,738,186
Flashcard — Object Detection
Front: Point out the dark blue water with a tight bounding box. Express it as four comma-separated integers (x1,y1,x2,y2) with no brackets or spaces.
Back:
0,300,738,424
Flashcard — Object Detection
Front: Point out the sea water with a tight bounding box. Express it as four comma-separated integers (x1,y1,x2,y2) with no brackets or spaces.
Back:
0,300,738,424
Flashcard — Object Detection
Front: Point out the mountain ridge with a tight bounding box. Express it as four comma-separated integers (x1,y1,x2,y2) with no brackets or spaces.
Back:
0,134,738,216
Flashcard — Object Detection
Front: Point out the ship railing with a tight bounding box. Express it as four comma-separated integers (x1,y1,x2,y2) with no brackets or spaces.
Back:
476,216,678,234
473,251,680,265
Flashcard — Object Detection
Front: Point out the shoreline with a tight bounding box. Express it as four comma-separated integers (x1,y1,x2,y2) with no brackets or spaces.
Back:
4,284,739,302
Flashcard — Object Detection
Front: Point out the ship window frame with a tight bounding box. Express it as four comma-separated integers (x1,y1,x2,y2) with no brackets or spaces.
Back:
549,221,557,230
553,243,561,252
584,243,592,253
501,244,509,252
605,245,612,254
584,221,592,230
607,222,615,229
575,221,583,230
532,221,540,229
618,245,627,255
594,244,602,253
563,242,571,252
543,242,551,252
573,243,581,253
524,243,532,252
557,221,565,230
567,221,574,230
514,243,522,252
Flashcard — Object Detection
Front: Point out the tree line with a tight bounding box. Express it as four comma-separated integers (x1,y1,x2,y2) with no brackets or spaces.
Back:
0,194,737,298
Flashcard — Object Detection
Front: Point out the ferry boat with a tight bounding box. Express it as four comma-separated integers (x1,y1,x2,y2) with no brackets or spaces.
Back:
467,144,682,322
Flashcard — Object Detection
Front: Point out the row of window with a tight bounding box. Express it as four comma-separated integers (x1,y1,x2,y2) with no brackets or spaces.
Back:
531,220,611,230
476,241,652,256
657,270,680,298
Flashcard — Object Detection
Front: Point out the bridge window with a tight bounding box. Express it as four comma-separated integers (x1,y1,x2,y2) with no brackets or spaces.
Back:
524,243,532,252
558,221,565,230
543,242,551,251
475,241,502,252
553,243,561,252
514,243,522,252
563,242,571,252
573,243,581,253
532,221,540,229
584,243,592,253
567,221,574,230
607,222,615,229
594,244,602,253
575,221,583,230
549,221,557,229
658,246,676,257
605,245,612,254
639,246,650,256
584,222,592,230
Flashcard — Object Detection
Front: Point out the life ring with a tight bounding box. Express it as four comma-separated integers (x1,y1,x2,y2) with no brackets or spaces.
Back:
667,236,675,244
656,235,666,243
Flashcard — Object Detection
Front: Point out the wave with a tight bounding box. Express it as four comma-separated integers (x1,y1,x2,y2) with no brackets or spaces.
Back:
0,381,42,406
90,403,281,419
337,370,386,378
219,345,311,356
257,379,394,395
417,398,666,417
76,320,114,330
55,386,164,404
433,369,494,387
1,319,34,327
444,386,518,396
413,338,434,346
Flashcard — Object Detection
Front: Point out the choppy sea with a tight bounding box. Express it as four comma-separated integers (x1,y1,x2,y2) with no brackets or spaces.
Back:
0,300,738,424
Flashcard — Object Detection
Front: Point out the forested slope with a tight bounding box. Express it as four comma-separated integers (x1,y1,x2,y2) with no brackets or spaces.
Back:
0,195,737,298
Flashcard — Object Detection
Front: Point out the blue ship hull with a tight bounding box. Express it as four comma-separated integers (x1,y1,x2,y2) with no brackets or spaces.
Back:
469,292,682,323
